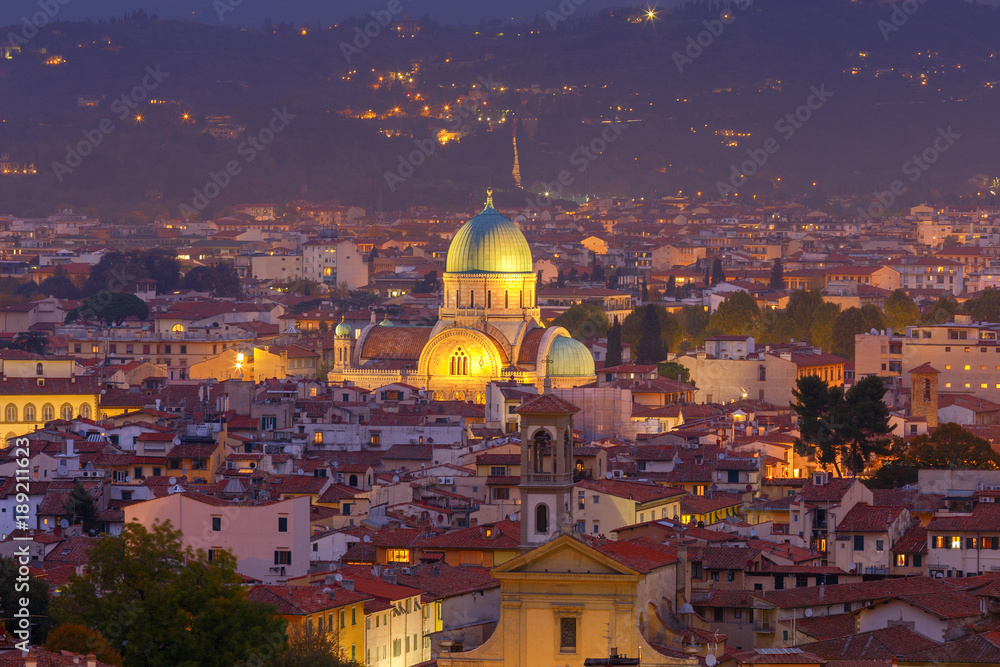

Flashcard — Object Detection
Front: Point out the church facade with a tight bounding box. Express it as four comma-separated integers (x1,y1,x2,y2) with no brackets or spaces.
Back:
327,192,596,400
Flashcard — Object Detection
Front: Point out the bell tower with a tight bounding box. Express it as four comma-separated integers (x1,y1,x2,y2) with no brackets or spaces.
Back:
910,362,939,429
333,316,354,372
515,388,579,551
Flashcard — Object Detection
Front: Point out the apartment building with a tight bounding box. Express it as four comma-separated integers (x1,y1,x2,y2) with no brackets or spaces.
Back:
856,315,1000,402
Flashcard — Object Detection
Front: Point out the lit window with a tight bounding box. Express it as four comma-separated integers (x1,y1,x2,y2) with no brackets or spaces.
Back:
387,549,410,563
945,383,952,388
945,365,952,370
951,536,962,549
965,365,972,370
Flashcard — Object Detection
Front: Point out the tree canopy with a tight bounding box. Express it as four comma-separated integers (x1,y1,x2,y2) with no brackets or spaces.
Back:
64,481,101,536
605,316,623,367
636,304,666,364
52,522,286,667
181,262,242,298
883,289,920,331
769,258,785,290
706,291,760,337
45,624,123,666
549,303,609,340
65,292,150,327
867,424,1000,489
0,557,52,643
831,305,884,359
792,374,892,477
622,304,683,354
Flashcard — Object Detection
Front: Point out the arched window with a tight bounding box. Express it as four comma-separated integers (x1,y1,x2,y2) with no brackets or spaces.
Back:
923,378,931,402
172,324,185,332
535,504,549,533
455,290,460,307
504,291,509,308
469,290,475,307
24,404,36,422
42,404,54,422
80,404,91,419
35,363,43,376
450,348,470,376
487,291,492,309
519,290,523,308
61,404,73,421
4,405,14,423
349,474,358,487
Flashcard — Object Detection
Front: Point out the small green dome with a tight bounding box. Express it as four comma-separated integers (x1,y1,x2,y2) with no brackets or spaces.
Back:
445,199,533,274
547,335,596,377
379,315,394,327
335,320,351,337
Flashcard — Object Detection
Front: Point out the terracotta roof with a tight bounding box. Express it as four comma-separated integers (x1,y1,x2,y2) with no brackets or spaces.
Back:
415,520,520,550
784,613,856,641
892,524,927,555
577,478,687,504
835,503,905,533
0,376,100,396
591,537,679,574
517,328,545,364
247,584,372,615
513,393,580,415
733,649,827,665
680,493,744,515
347,563,498,599
689,546,760,571
800,626,939,661
760,576,954,609
799,477,858,503
360,327,433,361
893,589,984,619
870,488,945,512
475,454,521,466
898,630,1000,664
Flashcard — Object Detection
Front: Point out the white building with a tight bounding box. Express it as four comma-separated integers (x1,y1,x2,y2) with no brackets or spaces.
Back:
303,239,368,289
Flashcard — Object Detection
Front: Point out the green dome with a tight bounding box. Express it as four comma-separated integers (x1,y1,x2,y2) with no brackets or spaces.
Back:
547,335,596,377
379,315,394,327
445,202,533,274
335,320,351,337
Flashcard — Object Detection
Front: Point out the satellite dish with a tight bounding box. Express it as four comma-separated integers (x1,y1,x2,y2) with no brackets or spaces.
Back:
168,476,177,485
509,513,517,521
392,475,400,483
335,573,344,582
804,608,814,618
711,483,718,491
363,535,371,543
679,603,694,615
322,587,333,593
706,656,718,667
605,472,613,479
59,519,69,528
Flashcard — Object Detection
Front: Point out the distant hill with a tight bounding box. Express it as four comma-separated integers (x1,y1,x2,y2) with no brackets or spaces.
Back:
0,0,998,219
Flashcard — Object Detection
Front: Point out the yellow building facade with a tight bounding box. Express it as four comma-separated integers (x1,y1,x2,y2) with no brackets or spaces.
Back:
437,535,697,667
0,353,100,442
328,191,596,398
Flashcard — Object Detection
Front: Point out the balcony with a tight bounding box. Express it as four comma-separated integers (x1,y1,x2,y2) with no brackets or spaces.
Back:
753,621,775,633
522,472,573,485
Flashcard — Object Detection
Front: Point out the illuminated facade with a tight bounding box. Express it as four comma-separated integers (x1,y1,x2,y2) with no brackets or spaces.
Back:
328,191,596,399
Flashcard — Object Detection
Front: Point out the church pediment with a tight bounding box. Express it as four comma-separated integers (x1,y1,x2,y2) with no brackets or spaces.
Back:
493,534,638,577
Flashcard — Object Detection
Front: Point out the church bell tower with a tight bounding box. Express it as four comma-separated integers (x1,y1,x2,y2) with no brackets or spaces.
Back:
515,389,580,551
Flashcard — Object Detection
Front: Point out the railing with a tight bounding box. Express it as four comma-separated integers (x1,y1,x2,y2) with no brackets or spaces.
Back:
753,621,775,633
522,473,573,485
